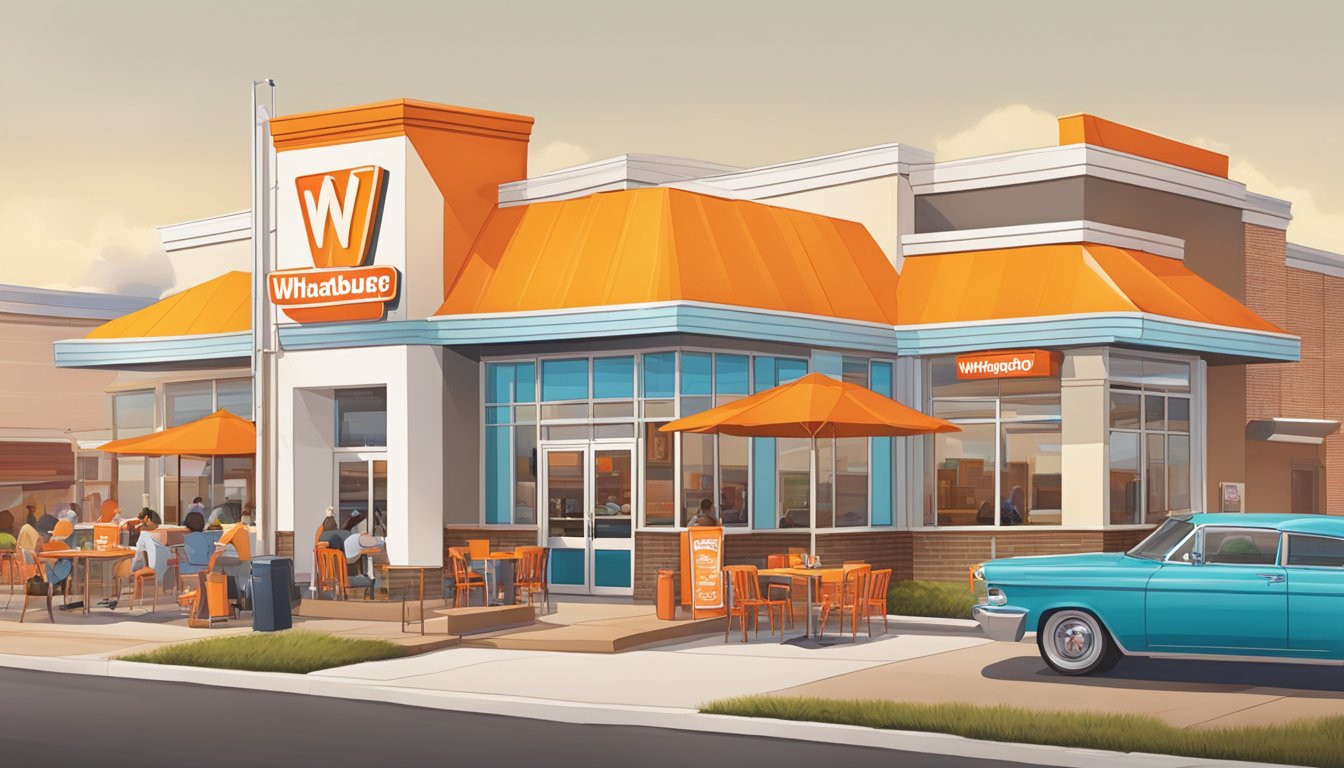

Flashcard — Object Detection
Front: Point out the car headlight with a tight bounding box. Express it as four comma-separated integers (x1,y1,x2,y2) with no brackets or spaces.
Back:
987,587,1007,606
972,566,985,582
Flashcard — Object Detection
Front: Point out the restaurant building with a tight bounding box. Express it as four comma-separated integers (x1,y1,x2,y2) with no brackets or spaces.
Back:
54,99,1342,598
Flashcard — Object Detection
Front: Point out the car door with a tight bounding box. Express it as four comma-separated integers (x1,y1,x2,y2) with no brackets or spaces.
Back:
1284,533,1344,657
1146,526,1287,653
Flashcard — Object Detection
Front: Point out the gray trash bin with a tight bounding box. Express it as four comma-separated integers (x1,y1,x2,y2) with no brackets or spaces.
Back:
251,556,294,632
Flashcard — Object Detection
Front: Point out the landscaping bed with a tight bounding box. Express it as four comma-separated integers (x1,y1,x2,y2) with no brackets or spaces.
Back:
120,630,406,674
701,696,1344,768
886,580,977,619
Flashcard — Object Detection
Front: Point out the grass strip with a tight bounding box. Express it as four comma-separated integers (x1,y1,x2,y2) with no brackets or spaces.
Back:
701,696,1344,768
120,630,406,674
886,580,978,619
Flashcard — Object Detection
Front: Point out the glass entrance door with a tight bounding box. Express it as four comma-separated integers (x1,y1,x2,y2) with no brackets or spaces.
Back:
542,443,635,596
335,454,388,536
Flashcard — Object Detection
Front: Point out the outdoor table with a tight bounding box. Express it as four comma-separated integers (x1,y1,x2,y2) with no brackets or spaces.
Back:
380,564,438,635
758,566,844,644
36,547,135,615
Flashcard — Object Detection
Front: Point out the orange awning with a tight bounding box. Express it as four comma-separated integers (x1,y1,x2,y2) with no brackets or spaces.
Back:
86,271,251,339
661,372,959,439
98,409,255,456
437,187,899,325
895,243,1284,334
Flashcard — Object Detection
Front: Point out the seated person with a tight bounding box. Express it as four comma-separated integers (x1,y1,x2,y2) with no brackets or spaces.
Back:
343,510,368,531
180,512,222,578
34,514,74,595
688,498,720,526
0,508,15,550
999,486,1024,526
183,510,206,533
137,508,161,532
342,532,387,598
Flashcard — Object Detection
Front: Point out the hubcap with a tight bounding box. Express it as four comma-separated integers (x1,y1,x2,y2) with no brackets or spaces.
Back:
1055,619,1093,659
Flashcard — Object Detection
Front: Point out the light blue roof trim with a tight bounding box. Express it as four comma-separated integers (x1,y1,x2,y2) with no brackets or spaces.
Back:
894,314,1299,361
278,304,902,354
0,284,153,320
53,333,251,368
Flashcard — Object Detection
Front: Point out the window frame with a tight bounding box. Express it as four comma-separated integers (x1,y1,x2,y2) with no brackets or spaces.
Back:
1282,532,1344,569
1197,526,1283,567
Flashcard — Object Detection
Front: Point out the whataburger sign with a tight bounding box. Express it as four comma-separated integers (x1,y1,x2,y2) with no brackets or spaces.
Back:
268,165,398,323
955,349,1062,380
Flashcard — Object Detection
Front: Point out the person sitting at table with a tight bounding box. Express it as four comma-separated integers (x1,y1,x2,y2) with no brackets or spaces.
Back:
33,513,74,599
999,486,1024,526
342,510,368,531
0,509,15,550
137,508,161,532
183,511,206,533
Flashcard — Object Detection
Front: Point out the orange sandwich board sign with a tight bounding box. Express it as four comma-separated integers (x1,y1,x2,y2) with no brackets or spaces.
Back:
955,349,1062,380
682,525,726,619
268,165,398,323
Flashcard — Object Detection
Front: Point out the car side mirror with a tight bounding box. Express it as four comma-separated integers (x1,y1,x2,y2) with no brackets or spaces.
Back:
1183,551,1204,565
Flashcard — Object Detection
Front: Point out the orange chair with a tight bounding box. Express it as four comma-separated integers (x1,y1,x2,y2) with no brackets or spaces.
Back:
819,565,872,641
723,565,783,643
98,499,121,524
514,546,549,610
863,568,893,636
314,546,349,600
449,549,486,608
764,554,795,627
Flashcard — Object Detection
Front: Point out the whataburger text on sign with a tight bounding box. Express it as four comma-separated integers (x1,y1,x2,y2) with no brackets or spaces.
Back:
955,349,1062,380
268,165,399,323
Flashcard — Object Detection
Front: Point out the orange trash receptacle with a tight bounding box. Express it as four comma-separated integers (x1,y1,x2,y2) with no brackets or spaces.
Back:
656,569,676,620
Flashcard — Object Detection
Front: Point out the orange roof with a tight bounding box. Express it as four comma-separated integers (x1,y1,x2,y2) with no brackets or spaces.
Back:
895,243,1284,334
436,188,899,325
661,372,959,439
98,409,254,456
85,271,251,339
1058,114,1229,178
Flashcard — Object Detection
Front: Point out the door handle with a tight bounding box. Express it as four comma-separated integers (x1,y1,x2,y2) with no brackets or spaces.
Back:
1257,573,1285,584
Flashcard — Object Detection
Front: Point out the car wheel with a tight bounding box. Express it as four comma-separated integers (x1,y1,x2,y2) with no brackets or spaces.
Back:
1037,610,1122,676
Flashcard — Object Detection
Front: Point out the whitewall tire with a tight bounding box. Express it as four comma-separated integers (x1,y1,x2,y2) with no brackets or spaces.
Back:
1037,610,1122,676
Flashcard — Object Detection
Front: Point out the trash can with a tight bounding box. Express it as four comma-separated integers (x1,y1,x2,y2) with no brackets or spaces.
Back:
656,569,676,621
251,556,294,632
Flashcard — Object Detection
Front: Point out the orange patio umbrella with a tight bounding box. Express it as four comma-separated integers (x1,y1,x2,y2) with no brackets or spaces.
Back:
661,372,959,554
98,409,256,457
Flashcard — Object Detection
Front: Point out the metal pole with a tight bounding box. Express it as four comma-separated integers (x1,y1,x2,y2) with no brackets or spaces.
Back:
251,79,275,554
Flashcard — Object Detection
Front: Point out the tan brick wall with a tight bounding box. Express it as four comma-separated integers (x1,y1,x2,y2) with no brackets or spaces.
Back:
1326,279,1344,514
633,531,681,602
1244,224,1287,420
443,526,539,562
275,530,294,560
1283,268,1325,418
909,529,1133,582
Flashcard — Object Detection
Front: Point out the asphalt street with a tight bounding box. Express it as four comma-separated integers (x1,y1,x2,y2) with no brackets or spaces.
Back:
0,667,1041,768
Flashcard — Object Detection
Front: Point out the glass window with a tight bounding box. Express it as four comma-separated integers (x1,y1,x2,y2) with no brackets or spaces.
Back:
841,357,868,388
643,422,675,526
681,352,712,396
1167,397,1190,433
934,424,996,526
514,425,537,525
486,363,512,404
542,359,589,402
216,379,252,418
1145,433,1166,522
1143,360,1190,391
930,357,997,398
593,357,634,399
515,362,536,403
335,387,387,447
934,399,996,420
776,358,808,385
870,361,893,398
1109,431,1140,524
833,437,868,527
1003,422,1061,525
113,390,154,438
681,433,714,526
642,353,676,399
1168,435,1191,513
165,381,213,428
1286,534,1344,568
753,357,776,392
715,354,749,396
777,438,810,528
1110,392,1141,429
1145,394,1165,431
814,439,833,528
719,435,749,527
1204,528,1279,566
1127,518,1194,560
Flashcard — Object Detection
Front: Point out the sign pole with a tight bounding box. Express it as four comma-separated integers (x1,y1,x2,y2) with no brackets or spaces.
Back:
250,79,275,554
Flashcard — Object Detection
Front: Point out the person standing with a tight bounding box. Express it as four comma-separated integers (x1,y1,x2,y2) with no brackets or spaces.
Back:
188,497,207,519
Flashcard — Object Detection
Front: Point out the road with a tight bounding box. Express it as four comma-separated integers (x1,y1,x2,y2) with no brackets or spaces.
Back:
0,667,1037,768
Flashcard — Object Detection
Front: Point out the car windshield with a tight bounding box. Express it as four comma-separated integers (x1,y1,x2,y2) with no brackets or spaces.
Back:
1127,518,1195,560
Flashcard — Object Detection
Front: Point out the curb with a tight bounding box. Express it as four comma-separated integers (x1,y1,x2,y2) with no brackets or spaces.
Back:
0,652,1289,768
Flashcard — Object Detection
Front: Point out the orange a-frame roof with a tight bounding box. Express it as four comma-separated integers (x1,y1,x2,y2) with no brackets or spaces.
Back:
85,271,251,339
435,187,900,325
895,243,1284,334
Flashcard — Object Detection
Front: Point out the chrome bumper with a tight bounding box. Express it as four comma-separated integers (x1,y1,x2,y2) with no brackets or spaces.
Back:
972,604,1028,643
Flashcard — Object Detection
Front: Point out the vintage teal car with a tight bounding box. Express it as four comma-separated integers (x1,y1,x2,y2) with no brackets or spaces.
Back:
972,513,1344,675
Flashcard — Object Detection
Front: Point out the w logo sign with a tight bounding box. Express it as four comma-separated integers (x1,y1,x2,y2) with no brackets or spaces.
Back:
269,165,399,323
297,166,385,267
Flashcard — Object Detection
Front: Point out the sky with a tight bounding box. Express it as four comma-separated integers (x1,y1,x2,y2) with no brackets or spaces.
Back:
2,0,1342,296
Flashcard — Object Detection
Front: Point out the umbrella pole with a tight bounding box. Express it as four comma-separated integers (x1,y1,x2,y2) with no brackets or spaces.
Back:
809,436,817,560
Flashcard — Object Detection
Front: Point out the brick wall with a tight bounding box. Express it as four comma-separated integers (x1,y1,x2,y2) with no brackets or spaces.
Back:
1326,279,1344,514
633,531,681,602
443,526,539,561
909,529,1142,582
275,530,294,560
1244,224,1287,420
1283,268,1325,418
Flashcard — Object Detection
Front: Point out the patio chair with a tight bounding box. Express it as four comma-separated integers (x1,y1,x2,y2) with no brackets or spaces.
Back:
862,568,893,636
514,546,550,611
129,536,178,612
723,565,783,643
18,548,71,623
449,549,486,608
764,554,796,627
819,564,872,641
179,530,222,579
314,546,349,600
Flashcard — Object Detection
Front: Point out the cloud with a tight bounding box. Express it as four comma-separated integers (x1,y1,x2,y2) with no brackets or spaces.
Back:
529,140,592,175
933,104,1057,161
1231,160,1344,254
0,203,174,296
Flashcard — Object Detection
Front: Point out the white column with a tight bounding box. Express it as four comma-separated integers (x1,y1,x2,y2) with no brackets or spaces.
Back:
1061,348,1109,527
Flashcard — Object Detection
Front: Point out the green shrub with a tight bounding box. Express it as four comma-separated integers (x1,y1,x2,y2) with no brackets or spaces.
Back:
701,696,1344,768
120,630,405,674
886,580,977,619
